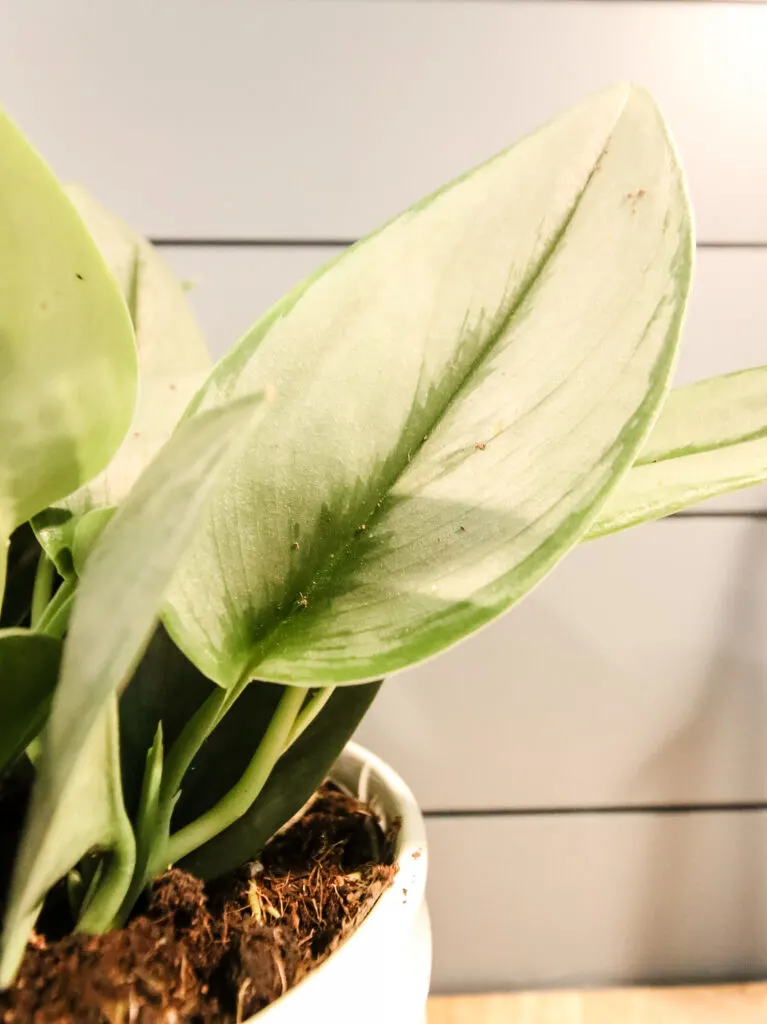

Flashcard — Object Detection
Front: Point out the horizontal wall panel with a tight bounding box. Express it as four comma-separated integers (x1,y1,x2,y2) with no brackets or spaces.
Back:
355,517,767,810
161,243,767,512
161,245,343,360
162,245,767,378
427,810,767,992
0,2,765,242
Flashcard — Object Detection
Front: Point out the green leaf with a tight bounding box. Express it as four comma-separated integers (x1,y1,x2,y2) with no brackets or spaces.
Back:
176,681,382,880
0,630,61,775
0,396,264,983
33,188,211,576
0,110,137,555
586,367,767,539
162,84,693,688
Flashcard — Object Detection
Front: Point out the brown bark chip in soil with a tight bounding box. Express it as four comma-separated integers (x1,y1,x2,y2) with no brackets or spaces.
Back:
0,781,398,1023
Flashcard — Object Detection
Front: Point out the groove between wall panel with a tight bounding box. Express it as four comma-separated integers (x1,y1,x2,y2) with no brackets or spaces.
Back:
424,801,767,819
151,239,767,251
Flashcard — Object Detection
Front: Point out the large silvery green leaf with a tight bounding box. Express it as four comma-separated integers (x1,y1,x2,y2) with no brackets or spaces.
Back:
0,397,263,984
0,110,137,579
586,366,767,538
162,84,693,688
33,187,210,576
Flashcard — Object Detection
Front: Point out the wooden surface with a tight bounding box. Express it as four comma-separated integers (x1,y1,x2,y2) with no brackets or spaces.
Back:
427,986,767,1023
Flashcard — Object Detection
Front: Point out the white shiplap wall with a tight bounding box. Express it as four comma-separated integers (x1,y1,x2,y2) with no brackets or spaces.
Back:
2,0,767,994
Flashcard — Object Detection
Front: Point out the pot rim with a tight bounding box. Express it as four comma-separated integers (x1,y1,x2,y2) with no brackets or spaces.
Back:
253,740,428,1020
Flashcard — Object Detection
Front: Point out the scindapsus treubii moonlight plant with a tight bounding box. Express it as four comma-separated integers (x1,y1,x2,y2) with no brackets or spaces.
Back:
1,83,766,984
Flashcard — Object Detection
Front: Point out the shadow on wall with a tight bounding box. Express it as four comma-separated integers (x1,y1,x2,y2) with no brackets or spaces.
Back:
628,517,767,983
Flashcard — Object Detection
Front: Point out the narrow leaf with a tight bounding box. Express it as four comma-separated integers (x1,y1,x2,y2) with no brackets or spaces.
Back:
586,367,767,538
33,188,211,575
0,630,61,775
0,396,264,982
162,84,693,687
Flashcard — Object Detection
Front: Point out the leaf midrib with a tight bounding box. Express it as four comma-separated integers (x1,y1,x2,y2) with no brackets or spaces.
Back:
229,119,623,682
634,425,767,467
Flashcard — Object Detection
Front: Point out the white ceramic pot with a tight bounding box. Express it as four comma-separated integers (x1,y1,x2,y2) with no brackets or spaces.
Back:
251,741,431,1024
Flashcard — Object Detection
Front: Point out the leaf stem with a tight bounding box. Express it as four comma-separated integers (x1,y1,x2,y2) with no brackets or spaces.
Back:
35,577,76,638
114,724,164,928
146,677,246,879
284,687,335,750
160,688,230,810
165,686,305,866
30,552,54,628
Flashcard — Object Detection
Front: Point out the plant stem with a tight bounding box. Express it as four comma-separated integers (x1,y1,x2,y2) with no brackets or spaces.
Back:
165,686,305,866
115,725,164,928
35,577,76,638
160,687,230,810
30,552,54,628
284,687,335,750
146,678,246,878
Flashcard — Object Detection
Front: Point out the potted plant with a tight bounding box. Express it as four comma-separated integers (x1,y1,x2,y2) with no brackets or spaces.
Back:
1,82,766,1022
